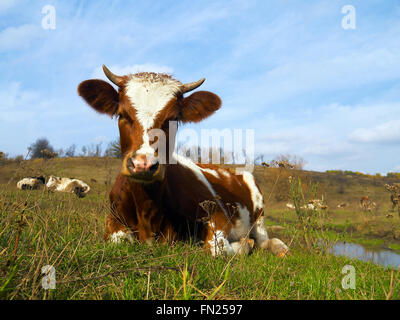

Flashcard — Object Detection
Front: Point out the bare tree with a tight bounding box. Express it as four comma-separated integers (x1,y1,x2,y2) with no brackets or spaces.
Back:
95,142,102,157
81,146,87,157
65,144,77,157
104,139,122,158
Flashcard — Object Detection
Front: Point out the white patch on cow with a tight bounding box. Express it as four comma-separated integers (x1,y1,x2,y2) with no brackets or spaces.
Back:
242,171,263,211
251,215,269,246
218,169,231,179
229,203,250,241
125,75,181,156
208,229,234,257
174,153,229,218
110,230,134,244
201,168,219,178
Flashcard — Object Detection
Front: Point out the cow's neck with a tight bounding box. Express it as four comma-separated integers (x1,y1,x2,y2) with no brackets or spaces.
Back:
128,175,168,208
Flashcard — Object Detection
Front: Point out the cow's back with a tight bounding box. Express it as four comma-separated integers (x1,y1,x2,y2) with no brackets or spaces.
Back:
167,155,262,224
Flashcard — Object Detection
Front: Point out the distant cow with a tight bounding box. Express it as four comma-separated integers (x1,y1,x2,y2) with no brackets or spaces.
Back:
17,176,45,190
391,194,399,211
360,196,377,212
286,200,327,211
303,199,327,210
359,196,370,211
286,203,295,210
302,203,316,210
46,176,90,198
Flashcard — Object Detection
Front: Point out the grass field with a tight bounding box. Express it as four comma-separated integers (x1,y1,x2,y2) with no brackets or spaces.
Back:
1,157,399,300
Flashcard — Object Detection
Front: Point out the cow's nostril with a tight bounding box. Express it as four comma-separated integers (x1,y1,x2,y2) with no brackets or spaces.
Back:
149,161,159,173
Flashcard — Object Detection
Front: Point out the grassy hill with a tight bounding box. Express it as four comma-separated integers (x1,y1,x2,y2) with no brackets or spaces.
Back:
0,157,399,299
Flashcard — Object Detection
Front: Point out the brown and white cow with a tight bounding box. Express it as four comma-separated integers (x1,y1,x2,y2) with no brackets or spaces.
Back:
46,175,91,198
77,65,288,257
17,176,45,190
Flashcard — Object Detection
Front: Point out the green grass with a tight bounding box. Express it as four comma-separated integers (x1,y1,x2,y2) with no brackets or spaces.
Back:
1,158,400,300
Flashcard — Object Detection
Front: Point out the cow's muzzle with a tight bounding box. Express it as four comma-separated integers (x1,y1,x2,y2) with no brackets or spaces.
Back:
123,154,163,183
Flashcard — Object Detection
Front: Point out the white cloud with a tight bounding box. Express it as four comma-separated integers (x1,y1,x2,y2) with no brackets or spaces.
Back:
0,24,41,52
349,120,400,143
248,101,400,172
0,0,16,14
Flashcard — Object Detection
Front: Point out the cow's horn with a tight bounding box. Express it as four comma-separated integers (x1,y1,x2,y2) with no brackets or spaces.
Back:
102,65,124,86
181,78,206,93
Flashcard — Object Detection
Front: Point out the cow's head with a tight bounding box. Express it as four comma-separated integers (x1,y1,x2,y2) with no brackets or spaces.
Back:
46,175,60,190
78,65,221,183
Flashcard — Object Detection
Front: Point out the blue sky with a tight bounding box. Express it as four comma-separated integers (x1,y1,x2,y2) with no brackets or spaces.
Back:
1,0,400,173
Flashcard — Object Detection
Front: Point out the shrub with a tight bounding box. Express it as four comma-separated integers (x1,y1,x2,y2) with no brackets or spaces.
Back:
29,138,56,159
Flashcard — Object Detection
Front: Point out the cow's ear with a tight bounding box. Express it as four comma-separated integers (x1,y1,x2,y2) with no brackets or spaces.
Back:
179,91,221,123
78,80,119,117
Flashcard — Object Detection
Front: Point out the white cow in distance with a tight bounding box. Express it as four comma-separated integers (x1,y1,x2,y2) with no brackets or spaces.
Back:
286,199,328,211
46,175,91,198
286,203,315,210
17,176,46,190
286,203,295,210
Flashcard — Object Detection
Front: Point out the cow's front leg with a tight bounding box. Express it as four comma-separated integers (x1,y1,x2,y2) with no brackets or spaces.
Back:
105,214,135,244
251,214,289,257
203,212,235,257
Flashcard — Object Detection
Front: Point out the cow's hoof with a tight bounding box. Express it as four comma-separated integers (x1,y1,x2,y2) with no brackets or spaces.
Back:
145,238,155,246
260,238,289,257
231,238,255,255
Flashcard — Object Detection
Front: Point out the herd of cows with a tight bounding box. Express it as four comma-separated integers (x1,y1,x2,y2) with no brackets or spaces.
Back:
17,176,395,212
285,193,399,216
17,175,90,198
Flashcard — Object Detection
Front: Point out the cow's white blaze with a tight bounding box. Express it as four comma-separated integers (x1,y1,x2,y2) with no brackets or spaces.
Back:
125,75,181,156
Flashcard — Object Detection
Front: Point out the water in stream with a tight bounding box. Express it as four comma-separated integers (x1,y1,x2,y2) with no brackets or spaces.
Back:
329,241,400,269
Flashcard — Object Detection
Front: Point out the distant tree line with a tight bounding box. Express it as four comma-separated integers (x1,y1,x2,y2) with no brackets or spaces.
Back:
1,137,306,168
15,137,124,160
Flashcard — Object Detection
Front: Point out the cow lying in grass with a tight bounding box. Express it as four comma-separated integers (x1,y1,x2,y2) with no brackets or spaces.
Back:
46,176,91,198
17,176,45,190
77,65,289,257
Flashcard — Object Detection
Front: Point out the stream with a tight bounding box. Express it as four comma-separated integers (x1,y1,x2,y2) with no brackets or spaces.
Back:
328,241,400,268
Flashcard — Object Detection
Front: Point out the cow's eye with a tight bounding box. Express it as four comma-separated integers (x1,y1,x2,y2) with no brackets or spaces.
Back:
117,113,123,120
